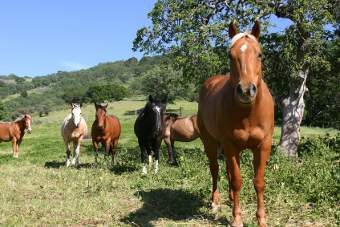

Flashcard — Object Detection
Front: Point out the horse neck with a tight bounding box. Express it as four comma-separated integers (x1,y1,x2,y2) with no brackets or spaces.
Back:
15,119,26,135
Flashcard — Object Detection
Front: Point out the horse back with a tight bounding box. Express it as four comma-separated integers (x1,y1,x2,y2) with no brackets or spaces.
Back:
0,122,15,141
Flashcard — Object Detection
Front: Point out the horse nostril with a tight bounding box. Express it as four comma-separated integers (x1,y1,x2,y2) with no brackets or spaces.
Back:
236,84,243,96
249,84,257,97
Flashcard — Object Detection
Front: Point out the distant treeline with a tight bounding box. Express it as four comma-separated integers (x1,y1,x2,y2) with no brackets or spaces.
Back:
0,56,195,120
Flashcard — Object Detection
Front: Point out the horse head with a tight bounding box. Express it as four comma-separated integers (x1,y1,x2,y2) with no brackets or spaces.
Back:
95,103,108,129
71,103,82,128
229,20,262,105
145,95,167,133
24,114,32,134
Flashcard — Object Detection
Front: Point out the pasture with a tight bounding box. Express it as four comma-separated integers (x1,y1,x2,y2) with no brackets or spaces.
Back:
0,99,338,226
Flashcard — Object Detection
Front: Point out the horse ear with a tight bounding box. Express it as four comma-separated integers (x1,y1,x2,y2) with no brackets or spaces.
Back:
148,95,154,102
71,103,75,108
104,103,108,109
94,103,99,109
251,20,260,40
229,21,238,38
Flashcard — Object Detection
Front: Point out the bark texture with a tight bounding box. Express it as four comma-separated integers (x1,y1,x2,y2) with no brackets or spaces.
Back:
279,68,309,156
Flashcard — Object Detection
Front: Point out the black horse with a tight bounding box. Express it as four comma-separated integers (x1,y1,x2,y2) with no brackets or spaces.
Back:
134,95,167,174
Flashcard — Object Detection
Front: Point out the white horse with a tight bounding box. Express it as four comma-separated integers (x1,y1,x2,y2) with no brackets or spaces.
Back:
61,103,87,167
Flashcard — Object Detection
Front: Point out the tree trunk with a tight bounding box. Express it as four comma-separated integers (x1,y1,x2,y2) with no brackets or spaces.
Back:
279,68,309,156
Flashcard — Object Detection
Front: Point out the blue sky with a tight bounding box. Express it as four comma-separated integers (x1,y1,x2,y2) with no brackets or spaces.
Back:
0,1,292,77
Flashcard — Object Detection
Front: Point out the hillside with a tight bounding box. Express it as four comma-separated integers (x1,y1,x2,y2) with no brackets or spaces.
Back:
0,56,170,120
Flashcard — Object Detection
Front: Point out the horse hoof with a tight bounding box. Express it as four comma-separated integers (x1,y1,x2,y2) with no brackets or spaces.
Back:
13,154,19,158
211,202,220,213
257,217,267,227
231,216,243,227
167,160,178,166
66,159,71,167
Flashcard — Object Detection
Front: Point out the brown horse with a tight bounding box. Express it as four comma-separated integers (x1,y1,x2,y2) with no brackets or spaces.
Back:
163,114,200,165
0,114,32,158
197,21,274,227
91,103,121,165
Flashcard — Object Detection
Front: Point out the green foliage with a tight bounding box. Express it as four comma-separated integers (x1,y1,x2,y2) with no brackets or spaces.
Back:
130,65,196,102
86,84,129,103
0,102,9,120
20,90,28,98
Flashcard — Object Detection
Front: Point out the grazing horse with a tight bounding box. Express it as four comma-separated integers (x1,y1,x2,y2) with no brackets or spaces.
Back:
0,114,32,158
61,103,87,167
197,21,274,227
163,114,200,165
91,103,121,165
134,95,167,174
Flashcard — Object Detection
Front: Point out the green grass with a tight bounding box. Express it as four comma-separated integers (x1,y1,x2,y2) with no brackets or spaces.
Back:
0,100,338,226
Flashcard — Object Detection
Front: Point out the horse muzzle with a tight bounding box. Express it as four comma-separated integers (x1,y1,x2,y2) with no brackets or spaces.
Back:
236,83,257,104
27,128,32,134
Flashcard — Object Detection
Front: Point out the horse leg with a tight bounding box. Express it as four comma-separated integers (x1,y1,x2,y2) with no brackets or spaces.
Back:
12,138,18,158
170,140,178,165
72,140,81,167
164,137,175,165
152,139,162,174
65,142,71,167
252,138,272,227
199,128,220,211
111,140,118,166
223,142,243,227
138,139,148,175
226,151,240,202
104,140,111,166
93,141,99,164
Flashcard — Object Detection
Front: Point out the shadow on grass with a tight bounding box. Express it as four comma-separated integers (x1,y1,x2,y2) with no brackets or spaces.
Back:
44,161,95,169
0,153,16,165
121,188,230,226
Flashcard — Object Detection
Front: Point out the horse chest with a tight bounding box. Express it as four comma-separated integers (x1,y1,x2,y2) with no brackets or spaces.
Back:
231,127,265,148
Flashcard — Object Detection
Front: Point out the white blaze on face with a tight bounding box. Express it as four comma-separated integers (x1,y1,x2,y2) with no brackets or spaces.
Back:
240,44,248,52
27,119,32,133
72,107,81,127
154,106,161,114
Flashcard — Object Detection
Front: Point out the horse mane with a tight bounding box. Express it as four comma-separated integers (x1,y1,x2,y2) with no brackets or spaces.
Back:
230,32,257,48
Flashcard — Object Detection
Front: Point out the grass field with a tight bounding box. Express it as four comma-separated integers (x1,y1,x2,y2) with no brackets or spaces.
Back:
0,99,338,226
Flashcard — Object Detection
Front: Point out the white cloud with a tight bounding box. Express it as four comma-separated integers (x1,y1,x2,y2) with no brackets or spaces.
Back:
61,61,90,71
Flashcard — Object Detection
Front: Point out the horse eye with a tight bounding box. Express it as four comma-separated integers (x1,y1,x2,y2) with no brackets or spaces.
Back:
257,53,262,59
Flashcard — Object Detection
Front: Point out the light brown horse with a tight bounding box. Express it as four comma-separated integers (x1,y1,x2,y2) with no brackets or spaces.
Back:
197,21,274,227
91,103,121,165
0,114,32,158
163,114,200,165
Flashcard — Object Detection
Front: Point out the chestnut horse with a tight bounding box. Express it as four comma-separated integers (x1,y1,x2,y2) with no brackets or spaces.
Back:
61,103,87,167
197,21,274,227
0,114,32,158
163,114,200,165
91,103,121,165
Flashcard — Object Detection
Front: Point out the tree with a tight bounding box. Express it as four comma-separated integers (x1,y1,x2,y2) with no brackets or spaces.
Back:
131,65,194,102
20,90,28,98
133,0,336,156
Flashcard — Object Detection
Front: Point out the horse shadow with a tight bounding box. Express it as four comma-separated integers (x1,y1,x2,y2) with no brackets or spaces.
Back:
44,161,94,169
121,188,230,226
